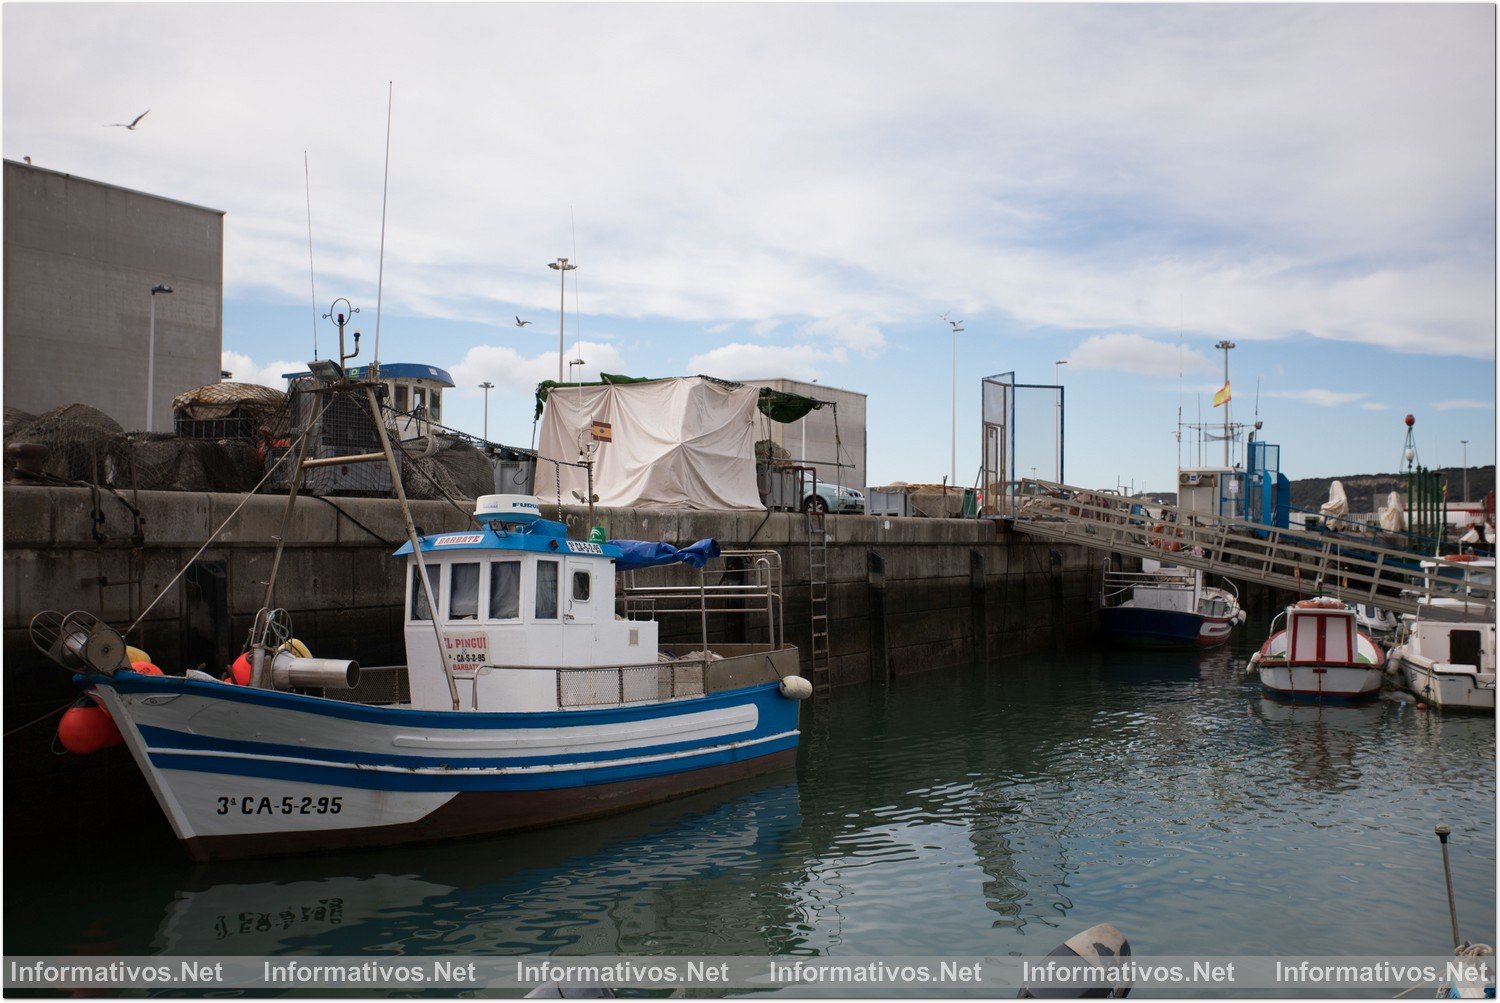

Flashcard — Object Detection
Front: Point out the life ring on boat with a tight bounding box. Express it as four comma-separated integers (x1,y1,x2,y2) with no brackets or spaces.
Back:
1150,524,1183,552
1296,597,1344,609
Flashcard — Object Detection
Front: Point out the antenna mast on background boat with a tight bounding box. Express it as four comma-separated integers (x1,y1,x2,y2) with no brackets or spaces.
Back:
373,81,394,380
305,151,319,361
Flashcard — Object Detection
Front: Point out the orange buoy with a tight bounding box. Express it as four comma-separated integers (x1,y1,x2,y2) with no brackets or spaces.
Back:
1417,702,1427,710
57,700,123,754
229,652,252,685
130,661,163,675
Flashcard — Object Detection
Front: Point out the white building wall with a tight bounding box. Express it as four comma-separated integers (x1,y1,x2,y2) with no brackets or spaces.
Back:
741,378,868,489
3,160,224,432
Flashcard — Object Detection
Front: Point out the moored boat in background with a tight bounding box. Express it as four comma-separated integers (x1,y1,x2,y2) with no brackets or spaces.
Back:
1249,597,1386,701
1098,559,1243,649
1389,556,1495,712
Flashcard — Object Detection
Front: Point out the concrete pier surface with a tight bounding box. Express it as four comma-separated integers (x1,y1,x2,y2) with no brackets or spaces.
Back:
3,485,1104,843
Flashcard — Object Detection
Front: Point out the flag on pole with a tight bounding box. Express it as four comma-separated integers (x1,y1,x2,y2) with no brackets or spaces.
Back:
1212,382,1231,408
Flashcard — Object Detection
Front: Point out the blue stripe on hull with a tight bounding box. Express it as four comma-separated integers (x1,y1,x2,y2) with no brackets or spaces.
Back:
149,733,800,792
1098,607,1203,648
93,672,784,729
133,685,796,770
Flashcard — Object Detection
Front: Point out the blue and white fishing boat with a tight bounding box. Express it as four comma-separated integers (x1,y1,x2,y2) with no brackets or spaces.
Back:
32,495,807,861
1098,558,1243,649
30,341,807,861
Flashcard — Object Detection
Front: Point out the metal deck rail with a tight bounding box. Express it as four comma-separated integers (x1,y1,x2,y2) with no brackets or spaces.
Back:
1012,480,1495,620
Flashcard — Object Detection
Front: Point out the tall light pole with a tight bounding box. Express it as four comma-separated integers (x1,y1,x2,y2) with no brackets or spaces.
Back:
548,258,576,383
146,284,173,432
479,381,494,442
1214,339,1235,466
1054,360,1067,483
1461,440,1469,502
945,315,964,488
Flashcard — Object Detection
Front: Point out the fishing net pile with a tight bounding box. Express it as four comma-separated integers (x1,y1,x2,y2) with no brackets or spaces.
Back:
2,401,266,492
5,381,499,501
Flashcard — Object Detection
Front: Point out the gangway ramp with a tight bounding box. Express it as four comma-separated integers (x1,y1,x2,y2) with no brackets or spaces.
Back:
1011,480,1494,621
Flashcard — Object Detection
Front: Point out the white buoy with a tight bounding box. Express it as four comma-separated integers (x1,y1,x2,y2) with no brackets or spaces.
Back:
779,675,813,700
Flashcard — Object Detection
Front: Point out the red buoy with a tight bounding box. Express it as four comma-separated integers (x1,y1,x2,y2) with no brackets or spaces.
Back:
57,701,123,754
1405,414,1415,427
130,661,163,675
230,652,252,686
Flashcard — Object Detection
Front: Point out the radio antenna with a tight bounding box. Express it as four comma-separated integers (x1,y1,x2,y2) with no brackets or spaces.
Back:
570,205,583,366
304,151,319,360
373,81,393,377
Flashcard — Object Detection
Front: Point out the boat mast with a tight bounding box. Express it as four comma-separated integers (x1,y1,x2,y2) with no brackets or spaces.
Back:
1215,340,1235,466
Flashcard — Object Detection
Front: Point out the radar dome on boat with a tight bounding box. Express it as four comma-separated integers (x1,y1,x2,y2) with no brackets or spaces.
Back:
475,494,544,526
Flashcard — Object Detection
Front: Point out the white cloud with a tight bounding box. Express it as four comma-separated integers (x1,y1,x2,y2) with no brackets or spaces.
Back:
1263,388,1371,408
687,343,847,383
4,4,1493,358
1067,333,1212,376
1431,398,1492,411
801,315,887,357
449,341,629,394
221,351,305,389
1360,402,1390,411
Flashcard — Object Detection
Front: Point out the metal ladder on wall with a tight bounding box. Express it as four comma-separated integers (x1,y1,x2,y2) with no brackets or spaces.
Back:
806,497,831,697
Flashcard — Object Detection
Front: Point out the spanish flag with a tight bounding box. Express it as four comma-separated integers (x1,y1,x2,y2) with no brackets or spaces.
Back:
1212,382,1231,408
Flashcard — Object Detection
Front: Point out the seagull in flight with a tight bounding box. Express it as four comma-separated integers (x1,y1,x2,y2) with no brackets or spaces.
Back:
515,316,532,327
106,109,151,130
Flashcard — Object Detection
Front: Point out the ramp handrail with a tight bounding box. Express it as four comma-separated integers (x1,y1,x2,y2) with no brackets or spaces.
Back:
1013,479,1494,620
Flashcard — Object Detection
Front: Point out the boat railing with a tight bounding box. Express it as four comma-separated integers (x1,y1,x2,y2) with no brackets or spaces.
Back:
1100,565,1194,607
619,549,784,650
468,659,708,710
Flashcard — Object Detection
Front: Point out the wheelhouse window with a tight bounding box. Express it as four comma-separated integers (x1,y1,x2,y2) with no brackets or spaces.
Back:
489,561,521,619
394,384,410,412
572,570,591,603
409,564,439,621
429,388,442,420
412,387,428,413
448,562,479,620
536,560,559,620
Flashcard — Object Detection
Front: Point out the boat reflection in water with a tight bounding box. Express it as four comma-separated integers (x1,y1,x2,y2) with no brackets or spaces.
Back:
1250,697,1388,793
150,778,802,957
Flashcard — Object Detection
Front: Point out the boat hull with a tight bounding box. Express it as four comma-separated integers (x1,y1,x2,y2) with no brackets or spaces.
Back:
1098,607,1202,648
1255,662,1385,701
90,672,800,861
1396,656,1496,711
1098,607,1233,649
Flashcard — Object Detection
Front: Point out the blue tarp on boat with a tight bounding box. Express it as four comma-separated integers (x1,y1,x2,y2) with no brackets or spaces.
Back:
612,538,721,572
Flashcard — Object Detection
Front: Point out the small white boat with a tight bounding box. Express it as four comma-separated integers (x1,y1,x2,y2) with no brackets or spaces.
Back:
1354,602,1400,641
1249,597,1386,701
1389,557,1495,712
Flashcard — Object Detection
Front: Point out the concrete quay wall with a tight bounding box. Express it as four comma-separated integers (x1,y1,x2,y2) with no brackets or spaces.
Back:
2,485,1104,843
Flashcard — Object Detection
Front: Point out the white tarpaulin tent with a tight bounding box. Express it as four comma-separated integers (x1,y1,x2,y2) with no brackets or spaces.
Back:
537,377,765,510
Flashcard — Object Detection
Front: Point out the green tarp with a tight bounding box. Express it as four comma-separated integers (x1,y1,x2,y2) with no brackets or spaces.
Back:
534,374,825,423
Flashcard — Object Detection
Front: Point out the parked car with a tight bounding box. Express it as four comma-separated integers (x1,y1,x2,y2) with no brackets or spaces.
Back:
803,482,865,514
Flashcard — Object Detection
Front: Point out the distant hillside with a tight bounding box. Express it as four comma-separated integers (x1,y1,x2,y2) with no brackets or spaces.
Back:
1290,466,1495,512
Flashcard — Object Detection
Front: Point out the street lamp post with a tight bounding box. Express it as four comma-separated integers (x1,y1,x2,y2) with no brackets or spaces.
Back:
1461,440,1469,502
479,382,494,443
548,258,577,383
146,284,173,432
1054,360,1067,483
1214,340,1235,466
946,316,964,488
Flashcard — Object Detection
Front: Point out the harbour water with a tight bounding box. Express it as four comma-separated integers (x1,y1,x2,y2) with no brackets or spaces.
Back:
7,630,1494,988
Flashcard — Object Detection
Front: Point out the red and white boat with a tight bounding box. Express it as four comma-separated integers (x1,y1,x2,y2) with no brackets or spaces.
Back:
1249,597,1387,701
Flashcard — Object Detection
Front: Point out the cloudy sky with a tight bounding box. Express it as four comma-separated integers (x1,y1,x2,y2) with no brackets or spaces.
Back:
5,3,1494,495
